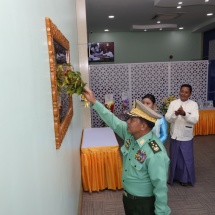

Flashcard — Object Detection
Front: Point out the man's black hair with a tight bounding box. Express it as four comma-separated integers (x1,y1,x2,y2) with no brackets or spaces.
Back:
180,84,192,93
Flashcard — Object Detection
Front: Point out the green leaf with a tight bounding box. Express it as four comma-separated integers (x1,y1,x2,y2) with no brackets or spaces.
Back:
76,86,83,95
56,64,87,96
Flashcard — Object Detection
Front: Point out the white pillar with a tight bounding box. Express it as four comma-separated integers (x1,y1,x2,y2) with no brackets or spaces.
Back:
76,0,91,128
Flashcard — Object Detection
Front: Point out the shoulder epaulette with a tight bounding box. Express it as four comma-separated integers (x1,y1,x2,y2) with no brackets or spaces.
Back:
148,140,162,154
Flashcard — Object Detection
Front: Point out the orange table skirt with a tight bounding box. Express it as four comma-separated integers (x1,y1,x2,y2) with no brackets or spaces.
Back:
81,146,123,192
194,109,215,136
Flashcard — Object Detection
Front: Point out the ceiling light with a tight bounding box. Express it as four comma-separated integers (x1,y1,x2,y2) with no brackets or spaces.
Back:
179,27,184,30
157,21,161,24
178,2,182,4
108,15,114,19
205,0,209,2
104,29,109,32
207,13,213,16
177,6,181,9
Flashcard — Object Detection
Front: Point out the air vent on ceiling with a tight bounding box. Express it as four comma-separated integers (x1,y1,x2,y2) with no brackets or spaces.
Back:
152,13,183,21
131,24,177,31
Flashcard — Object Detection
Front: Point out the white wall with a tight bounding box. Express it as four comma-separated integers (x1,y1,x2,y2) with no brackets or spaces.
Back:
0,0,83,215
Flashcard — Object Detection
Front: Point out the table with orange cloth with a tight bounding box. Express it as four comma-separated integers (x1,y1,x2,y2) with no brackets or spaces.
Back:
81,127,123,192
194,107,215,136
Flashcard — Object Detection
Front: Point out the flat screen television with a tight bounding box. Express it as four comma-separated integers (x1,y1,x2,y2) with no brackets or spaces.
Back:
88,42,114,62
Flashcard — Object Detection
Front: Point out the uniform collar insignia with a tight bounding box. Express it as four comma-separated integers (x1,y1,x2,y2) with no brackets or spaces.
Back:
137,131,153,147
140,139,145,145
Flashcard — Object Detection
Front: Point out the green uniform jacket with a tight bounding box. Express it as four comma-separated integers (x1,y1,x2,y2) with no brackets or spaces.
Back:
93,101,171,215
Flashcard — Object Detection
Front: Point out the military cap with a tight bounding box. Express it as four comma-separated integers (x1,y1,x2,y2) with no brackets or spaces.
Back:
127,100,161,123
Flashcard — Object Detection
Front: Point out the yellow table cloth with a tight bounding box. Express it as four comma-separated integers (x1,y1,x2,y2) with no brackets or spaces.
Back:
81,128,123,192
194,108,215,136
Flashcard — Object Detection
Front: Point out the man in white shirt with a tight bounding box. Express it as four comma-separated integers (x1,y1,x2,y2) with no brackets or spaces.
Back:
165,84,199,186
103,49,114,58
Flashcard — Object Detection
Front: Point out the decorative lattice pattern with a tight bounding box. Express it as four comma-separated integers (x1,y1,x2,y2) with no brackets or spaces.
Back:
89,61,208,127
170,61,208,103
90,64,129,127
59,88,70,122
130,63,169,110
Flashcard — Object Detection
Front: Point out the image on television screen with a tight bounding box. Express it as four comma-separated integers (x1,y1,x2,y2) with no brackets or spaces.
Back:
88,42,114,62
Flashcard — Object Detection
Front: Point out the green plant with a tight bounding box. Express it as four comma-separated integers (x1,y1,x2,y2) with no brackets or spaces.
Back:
160,95,177,114
57,63,86,96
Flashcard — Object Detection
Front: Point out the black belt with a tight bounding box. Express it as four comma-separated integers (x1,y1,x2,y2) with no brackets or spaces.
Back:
123,190,153,200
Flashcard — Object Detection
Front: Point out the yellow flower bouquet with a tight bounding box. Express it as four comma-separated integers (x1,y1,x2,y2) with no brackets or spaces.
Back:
160,95,177,114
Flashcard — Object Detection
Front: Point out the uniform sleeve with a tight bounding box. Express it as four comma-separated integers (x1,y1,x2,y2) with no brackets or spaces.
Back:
93,101,127,139
147,153,171,215
182,102,199,125
159,117,168,144
165,102,177,123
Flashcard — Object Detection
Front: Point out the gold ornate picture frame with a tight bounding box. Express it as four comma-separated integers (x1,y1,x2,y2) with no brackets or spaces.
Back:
45,17,73,149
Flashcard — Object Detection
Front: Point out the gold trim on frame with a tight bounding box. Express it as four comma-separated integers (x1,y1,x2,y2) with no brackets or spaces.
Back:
45,17,73,149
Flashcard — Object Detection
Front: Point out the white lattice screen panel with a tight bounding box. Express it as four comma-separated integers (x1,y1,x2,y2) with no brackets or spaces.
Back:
170,61,208,103
90,64,129,127
89,61,208,127
130,63,169,110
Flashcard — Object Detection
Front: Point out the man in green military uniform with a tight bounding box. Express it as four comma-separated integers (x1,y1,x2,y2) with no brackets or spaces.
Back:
83,88,171,215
